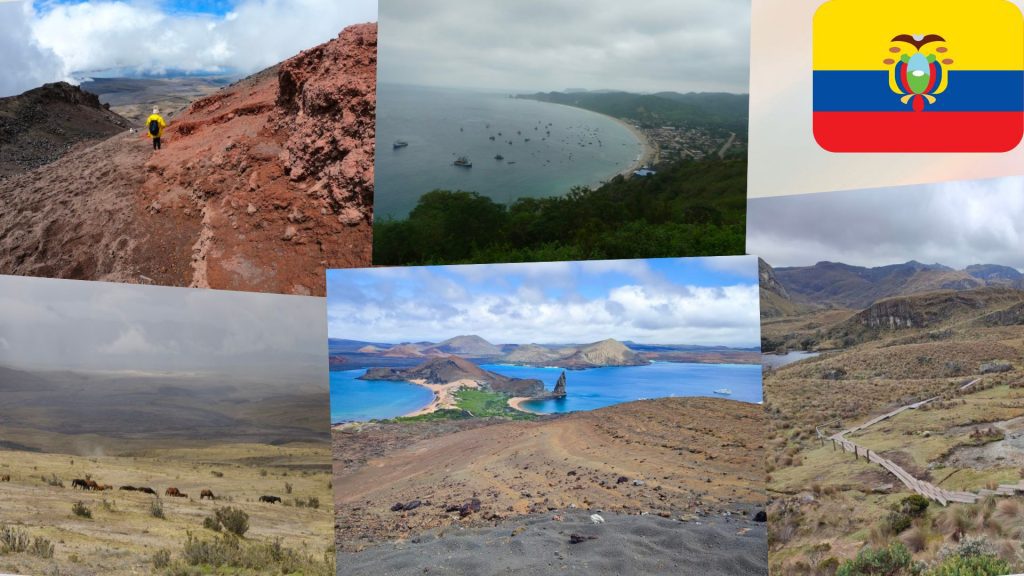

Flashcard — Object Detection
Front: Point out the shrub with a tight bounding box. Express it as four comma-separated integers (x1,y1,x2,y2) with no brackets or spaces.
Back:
0,526,29,553
898,495,930,518
836,542,922,576
210,470,224,478
925,555,1010,576
285,482,293,495
202,517,221,532
72,501,92,518
926,540,1011,576
1,526,55,558
204,507,248,537
42,474,63,487
884,511,912,535
150,499,165,519
152,548,171,569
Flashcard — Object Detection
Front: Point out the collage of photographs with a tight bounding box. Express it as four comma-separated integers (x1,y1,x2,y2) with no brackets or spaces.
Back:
0,0,1022,575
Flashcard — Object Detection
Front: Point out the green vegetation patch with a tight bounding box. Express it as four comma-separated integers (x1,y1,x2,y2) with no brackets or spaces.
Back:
373,159,746,265
395,388,538,423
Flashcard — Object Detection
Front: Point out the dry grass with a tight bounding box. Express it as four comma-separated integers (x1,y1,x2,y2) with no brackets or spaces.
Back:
0,443,333,575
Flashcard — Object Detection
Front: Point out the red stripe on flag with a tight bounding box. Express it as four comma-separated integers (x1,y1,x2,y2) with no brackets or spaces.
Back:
814,111,1024,152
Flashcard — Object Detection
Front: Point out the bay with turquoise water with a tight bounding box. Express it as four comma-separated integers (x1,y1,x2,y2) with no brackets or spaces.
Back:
490,363,763,414
331,362,762,423
330,369,433,423
376,84,645,218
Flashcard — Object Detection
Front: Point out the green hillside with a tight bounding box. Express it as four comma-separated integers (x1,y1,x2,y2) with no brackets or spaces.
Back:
373,158,746,265
519,91,748,134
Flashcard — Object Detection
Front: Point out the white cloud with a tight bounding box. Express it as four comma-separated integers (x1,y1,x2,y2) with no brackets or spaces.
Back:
326,268,760,347
748,175,1024,270
0,1,66,96
0,0,376,94
379,0,749,93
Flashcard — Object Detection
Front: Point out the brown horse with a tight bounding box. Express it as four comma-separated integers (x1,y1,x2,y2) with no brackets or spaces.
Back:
119,485,137,491
165,487,181,497
200,489,215,500
137,487,157,495
0,475,10,482
85,479,99,491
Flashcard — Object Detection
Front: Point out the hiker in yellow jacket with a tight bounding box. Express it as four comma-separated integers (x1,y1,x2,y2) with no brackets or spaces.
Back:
146,107,167,150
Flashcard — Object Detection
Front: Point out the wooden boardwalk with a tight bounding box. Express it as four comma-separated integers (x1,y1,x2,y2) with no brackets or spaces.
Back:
822,379,1024,505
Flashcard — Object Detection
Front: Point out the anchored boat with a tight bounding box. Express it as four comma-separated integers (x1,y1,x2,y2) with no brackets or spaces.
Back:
453,156,472,167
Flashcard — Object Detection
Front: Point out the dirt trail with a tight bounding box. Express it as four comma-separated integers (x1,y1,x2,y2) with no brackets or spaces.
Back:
0,23,376,296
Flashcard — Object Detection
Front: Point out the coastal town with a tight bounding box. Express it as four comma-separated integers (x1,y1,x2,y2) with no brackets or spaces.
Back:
631,123,744,170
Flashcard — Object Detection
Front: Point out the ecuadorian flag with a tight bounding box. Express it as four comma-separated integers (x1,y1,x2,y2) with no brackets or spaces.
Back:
813,0,1024,153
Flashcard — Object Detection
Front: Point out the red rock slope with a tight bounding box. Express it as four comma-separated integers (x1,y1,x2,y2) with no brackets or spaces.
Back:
0,23,375,296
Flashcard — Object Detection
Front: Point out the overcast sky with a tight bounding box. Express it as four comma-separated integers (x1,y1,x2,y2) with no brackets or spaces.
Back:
326,257,760,347
0,275,327,380
748,175,1024,270
379,0,750,93
0,0,377,97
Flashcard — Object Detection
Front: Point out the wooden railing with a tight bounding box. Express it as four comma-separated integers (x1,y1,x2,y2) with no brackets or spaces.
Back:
820,379,1023,505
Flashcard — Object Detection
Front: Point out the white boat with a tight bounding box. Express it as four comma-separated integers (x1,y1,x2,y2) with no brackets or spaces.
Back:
713,388,732,396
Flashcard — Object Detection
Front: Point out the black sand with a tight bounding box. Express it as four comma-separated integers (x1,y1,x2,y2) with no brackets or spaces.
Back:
337,511,767,576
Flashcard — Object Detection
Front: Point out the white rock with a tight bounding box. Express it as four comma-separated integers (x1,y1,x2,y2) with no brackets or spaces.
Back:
589,514,604,524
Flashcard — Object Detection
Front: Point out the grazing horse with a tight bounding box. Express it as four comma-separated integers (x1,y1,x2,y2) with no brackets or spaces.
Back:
165,487,181,497
200,489,215,500
85,480,99,491
72,479,89,490
0,475,9,482
119,485,136,491
137,487,156,495
259,495,281,504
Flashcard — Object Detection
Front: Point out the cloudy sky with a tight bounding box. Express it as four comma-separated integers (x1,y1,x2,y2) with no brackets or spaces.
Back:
0,275,327,379
748,175,1024,270
0,0,377,97
326,257,760,347
379,0,750,93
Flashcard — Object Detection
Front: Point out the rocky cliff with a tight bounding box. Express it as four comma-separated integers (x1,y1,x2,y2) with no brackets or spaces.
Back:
0,82,130,177
0,23,376,296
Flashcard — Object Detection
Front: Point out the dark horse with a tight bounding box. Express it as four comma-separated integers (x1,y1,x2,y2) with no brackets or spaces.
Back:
200,489,215,500
259,495,281,504
72,479,89,490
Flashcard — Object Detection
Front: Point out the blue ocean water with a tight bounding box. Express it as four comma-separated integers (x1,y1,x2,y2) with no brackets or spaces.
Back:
485,363,763,414
331,362,762,422
330,369,434,423
376,84,644,218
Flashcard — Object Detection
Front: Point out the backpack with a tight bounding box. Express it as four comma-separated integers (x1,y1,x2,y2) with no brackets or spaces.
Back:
148,119,160,136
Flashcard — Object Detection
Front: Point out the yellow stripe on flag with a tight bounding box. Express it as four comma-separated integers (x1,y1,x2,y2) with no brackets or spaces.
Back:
814,0,1024,71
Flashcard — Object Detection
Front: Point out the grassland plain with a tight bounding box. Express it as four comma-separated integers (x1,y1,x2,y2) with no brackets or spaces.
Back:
762,288,1024,574
0,368,335,576
0,443,333,576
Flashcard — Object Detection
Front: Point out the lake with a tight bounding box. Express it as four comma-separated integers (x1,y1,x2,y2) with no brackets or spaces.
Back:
761,351,821,369
376,84,644,218
331,362,762,422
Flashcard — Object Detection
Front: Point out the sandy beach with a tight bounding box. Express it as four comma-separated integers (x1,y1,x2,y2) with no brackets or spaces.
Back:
402,378,480,417
610,116,658,176
507,396,545,415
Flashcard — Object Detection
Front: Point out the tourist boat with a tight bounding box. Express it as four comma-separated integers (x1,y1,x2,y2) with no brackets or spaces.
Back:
713,388,733,396
392,140,408,149
494,154,504,160
453,156,472,167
